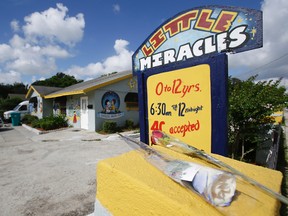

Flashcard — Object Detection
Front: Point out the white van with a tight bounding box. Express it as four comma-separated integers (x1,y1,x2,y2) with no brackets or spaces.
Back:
3,101,29,120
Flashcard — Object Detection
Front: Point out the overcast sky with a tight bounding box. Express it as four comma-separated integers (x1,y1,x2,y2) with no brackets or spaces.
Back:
0,0,287,88
228,0,288,82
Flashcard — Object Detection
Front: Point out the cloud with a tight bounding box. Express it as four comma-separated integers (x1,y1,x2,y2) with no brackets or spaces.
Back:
65,39,133,79
0,71,22,84
2,34,67,76
229,0,288,80
6,54,57,76
113,4,120,13
10,20,20,32
0,44,14,63
0,4,84,84
23,3,85,46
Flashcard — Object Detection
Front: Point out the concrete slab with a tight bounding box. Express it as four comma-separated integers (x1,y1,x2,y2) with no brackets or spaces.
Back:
0,125,137,215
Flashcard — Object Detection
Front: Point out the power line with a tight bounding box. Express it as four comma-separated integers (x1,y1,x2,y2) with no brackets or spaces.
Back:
243,52,288,76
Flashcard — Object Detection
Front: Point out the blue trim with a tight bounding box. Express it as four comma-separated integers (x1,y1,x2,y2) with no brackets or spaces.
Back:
137,74,148,143
210,54,228,156
137,53,228,156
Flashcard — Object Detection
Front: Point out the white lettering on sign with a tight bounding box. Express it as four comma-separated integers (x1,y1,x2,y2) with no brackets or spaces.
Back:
139,25,248,71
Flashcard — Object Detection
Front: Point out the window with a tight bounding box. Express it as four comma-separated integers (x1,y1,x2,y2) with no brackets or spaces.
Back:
54,97,67,115
124,92,138,110
19,105,27,111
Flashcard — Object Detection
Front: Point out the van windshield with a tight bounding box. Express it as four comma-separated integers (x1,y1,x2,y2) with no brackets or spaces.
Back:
13,105,21,111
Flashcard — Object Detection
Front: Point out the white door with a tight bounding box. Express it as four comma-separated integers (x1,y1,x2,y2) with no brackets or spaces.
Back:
80,96,89,130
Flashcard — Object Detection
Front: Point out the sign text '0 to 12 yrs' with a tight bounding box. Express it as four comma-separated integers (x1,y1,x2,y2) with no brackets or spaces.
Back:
155,78,201,98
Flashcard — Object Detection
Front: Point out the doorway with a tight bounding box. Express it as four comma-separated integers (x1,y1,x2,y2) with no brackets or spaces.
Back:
80,96,89,129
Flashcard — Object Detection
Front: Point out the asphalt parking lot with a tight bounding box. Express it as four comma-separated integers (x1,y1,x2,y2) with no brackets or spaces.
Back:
0,125,136,216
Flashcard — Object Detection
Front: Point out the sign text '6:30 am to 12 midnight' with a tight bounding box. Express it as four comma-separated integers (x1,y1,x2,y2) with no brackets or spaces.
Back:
150,102,203,117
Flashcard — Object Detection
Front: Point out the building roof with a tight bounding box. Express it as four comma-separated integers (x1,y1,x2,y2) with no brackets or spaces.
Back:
8,93,26,100
45,70,133,99
26,85,63,98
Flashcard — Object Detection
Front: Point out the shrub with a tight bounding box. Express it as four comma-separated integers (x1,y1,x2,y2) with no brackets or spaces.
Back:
31,120,41,129
22,114,38,124
32,115,68,130
40,120,55,131
125,119,134,129
49,115,67,128
102,121,118,133
0,110,4,119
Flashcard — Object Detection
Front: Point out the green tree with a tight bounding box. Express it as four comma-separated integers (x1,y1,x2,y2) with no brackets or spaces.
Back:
228,76,288,161
0,97,23,118
32,72,83,88
0,82,28,99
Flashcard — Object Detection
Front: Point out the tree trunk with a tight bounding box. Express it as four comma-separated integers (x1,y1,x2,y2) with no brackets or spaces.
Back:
232,131,241,159
241,139,245,160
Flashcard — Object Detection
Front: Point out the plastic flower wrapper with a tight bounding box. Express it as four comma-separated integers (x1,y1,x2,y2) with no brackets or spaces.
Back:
163,159,236,207
119,133,236,207
151,130,193,154
150,130,288,206
150,130,237,206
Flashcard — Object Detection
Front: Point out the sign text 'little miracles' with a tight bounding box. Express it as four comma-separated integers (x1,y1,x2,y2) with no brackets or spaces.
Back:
133,6,262,73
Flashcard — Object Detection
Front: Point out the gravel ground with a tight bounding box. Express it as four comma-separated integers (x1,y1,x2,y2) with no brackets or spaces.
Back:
0,126,135,216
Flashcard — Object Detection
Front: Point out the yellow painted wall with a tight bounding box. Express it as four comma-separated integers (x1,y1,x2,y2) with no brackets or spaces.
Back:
96,147,282,215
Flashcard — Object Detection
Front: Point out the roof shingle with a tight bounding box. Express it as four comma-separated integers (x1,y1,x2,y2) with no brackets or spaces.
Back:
45,70,132,98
